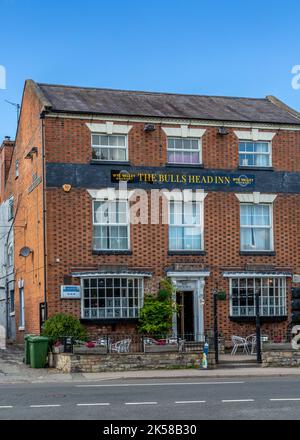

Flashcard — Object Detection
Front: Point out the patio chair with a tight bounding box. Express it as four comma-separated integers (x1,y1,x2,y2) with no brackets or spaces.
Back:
110,338,131,353
246,334,257,355
231,335,250,355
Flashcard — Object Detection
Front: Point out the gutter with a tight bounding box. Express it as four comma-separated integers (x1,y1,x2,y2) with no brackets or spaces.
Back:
40,111,48,320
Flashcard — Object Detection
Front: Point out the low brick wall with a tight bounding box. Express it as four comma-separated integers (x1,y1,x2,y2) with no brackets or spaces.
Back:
262,343,300,367
53,350,216,373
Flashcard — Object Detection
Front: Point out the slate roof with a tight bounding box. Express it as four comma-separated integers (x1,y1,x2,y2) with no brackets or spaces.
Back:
35,82,300,125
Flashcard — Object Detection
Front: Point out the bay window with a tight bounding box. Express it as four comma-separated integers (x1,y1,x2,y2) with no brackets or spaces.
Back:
240,203,273,251
230,277,287,317
82,277,144,319
93,200,129,251
169,200,203,251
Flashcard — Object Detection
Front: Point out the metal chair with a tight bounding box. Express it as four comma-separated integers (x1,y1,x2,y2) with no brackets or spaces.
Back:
245,334,257,355
231,335,250,355
110,338,131,353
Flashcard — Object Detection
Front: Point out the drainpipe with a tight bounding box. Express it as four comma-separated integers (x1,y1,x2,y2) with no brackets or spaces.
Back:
41,112,48,320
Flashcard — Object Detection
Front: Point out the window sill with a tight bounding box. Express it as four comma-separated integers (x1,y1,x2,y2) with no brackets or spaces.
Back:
80,318,139,325
239,251,276,256
9,312,15,317
92,250,132,256
18,326,25,331
168,250,206,256
230,315,287,323
238,166,274,171
90,160,131,166
165,163,204,169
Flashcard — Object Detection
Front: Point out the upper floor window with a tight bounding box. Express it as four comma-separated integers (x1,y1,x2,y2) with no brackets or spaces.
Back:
239,142,271,167
167,138,201,165
240,204,273,251
93,200,129,251
92,134,127,161
8,197,14,221
230,277,286,317
169,200,203,251
15,160,19,178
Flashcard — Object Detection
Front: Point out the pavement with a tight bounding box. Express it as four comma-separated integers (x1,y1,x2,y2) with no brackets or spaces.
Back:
1,346,300,384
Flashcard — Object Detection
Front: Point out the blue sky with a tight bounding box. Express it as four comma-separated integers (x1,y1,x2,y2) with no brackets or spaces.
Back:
0,0,300,140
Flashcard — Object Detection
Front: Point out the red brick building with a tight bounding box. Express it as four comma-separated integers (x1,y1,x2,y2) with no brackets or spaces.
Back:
2,80,300,344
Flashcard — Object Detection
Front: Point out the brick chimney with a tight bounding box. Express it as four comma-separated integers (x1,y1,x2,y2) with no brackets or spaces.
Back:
0,136,15,203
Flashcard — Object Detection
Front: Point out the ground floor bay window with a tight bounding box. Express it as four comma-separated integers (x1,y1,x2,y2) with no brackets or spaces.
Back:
82,277,144,319
229,277,287,318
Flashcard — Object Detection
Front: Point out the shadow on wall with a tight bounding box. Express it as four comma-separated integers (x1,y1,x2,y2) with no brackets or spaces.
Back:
0,325,6,350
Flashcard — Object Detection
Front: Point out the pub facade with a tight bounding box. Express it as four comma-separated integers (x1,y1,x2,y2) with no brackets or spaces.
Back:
2,80,300,343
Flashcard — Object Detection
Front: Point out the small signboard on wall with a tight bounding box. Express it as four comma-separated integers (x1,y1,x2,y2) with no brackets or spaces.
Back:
60,285,81,299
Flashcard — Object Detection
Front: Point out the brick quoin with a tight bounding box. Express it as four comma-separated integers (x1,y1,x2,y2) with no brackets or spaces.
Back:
3,80,300,345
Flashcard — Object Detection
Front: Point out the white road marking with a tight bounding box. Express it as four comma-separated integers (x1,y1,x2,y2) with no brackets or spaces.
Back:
125,402,157,405
76,403,110,406
0,406,13,409
175,400,206,404
222,399,254,403
270,398,300,402
76,381,244,388
30,404,61,408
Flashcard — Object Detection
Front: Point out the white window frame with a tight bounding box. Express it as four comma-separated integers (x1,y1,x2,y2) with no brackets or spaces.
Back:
15,159,19,178
240,203,274,252
167,137,202,165
8,197,14,221
92,199,130,251
7,243,13,267
19,287,25,328
238,141,272,168
168,199,204,251
81,277,144,319
91,133,128,162
229,277,287,317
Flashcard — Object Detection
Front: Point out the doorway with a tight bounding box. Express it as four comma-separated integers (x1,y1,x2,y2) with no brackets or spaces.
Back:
176,291,194,339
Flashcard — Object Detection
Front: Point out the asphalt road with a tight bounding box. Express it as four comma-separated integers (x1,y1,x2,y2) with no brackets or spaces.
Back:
0,377,300,420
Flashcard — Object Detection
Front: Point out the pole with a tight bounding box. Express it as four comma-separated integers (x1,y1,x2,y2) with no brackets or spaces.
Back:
255,291,262,363
213,290,219,364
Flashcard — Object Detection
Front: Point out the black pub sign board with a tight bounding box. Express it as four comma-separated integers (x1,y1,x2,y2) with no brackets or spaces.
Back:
111,170,255,188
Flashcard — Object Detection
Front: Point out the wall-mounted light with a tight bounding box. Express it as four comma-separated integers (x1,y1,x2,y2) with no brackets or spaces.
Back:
19,246,33,257
24,147,38,159
144,124,156,132
218,127,229,136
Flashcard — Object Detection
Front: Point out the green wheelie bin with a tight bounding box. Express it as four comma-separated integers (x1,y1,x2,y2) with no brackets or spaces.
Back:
24,334,35,365
29,336,49,368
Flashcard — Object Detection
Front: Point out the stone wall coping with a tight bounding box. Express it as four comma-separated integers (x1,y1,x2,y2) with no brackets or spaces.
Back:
263,343,295,351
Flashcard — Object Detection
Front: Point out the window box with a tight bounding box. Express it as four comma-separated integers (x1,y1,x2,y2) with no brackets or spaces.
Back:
72,345,108,355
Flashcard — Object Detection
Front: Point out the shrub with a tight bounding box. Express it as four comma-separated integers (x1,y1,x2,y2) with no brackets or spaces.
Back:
42,313,88,343
138,278,178,335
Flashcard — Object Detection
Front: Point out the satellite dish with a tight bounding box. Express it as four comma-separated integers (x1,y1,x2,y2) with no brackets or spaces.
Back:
19,247,33,257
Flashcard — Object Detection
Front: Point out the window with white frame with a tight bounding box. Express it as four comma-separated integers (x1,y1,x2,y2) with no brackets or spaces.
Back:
82,277,144,319
7,243,13,267
8,197,13,221
167,138,201,165
169,200,203,251
92,134,127,161
19,287,25,328
93,200,129,251
230,277,287,317
238,142,271,167
240,204,273,251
